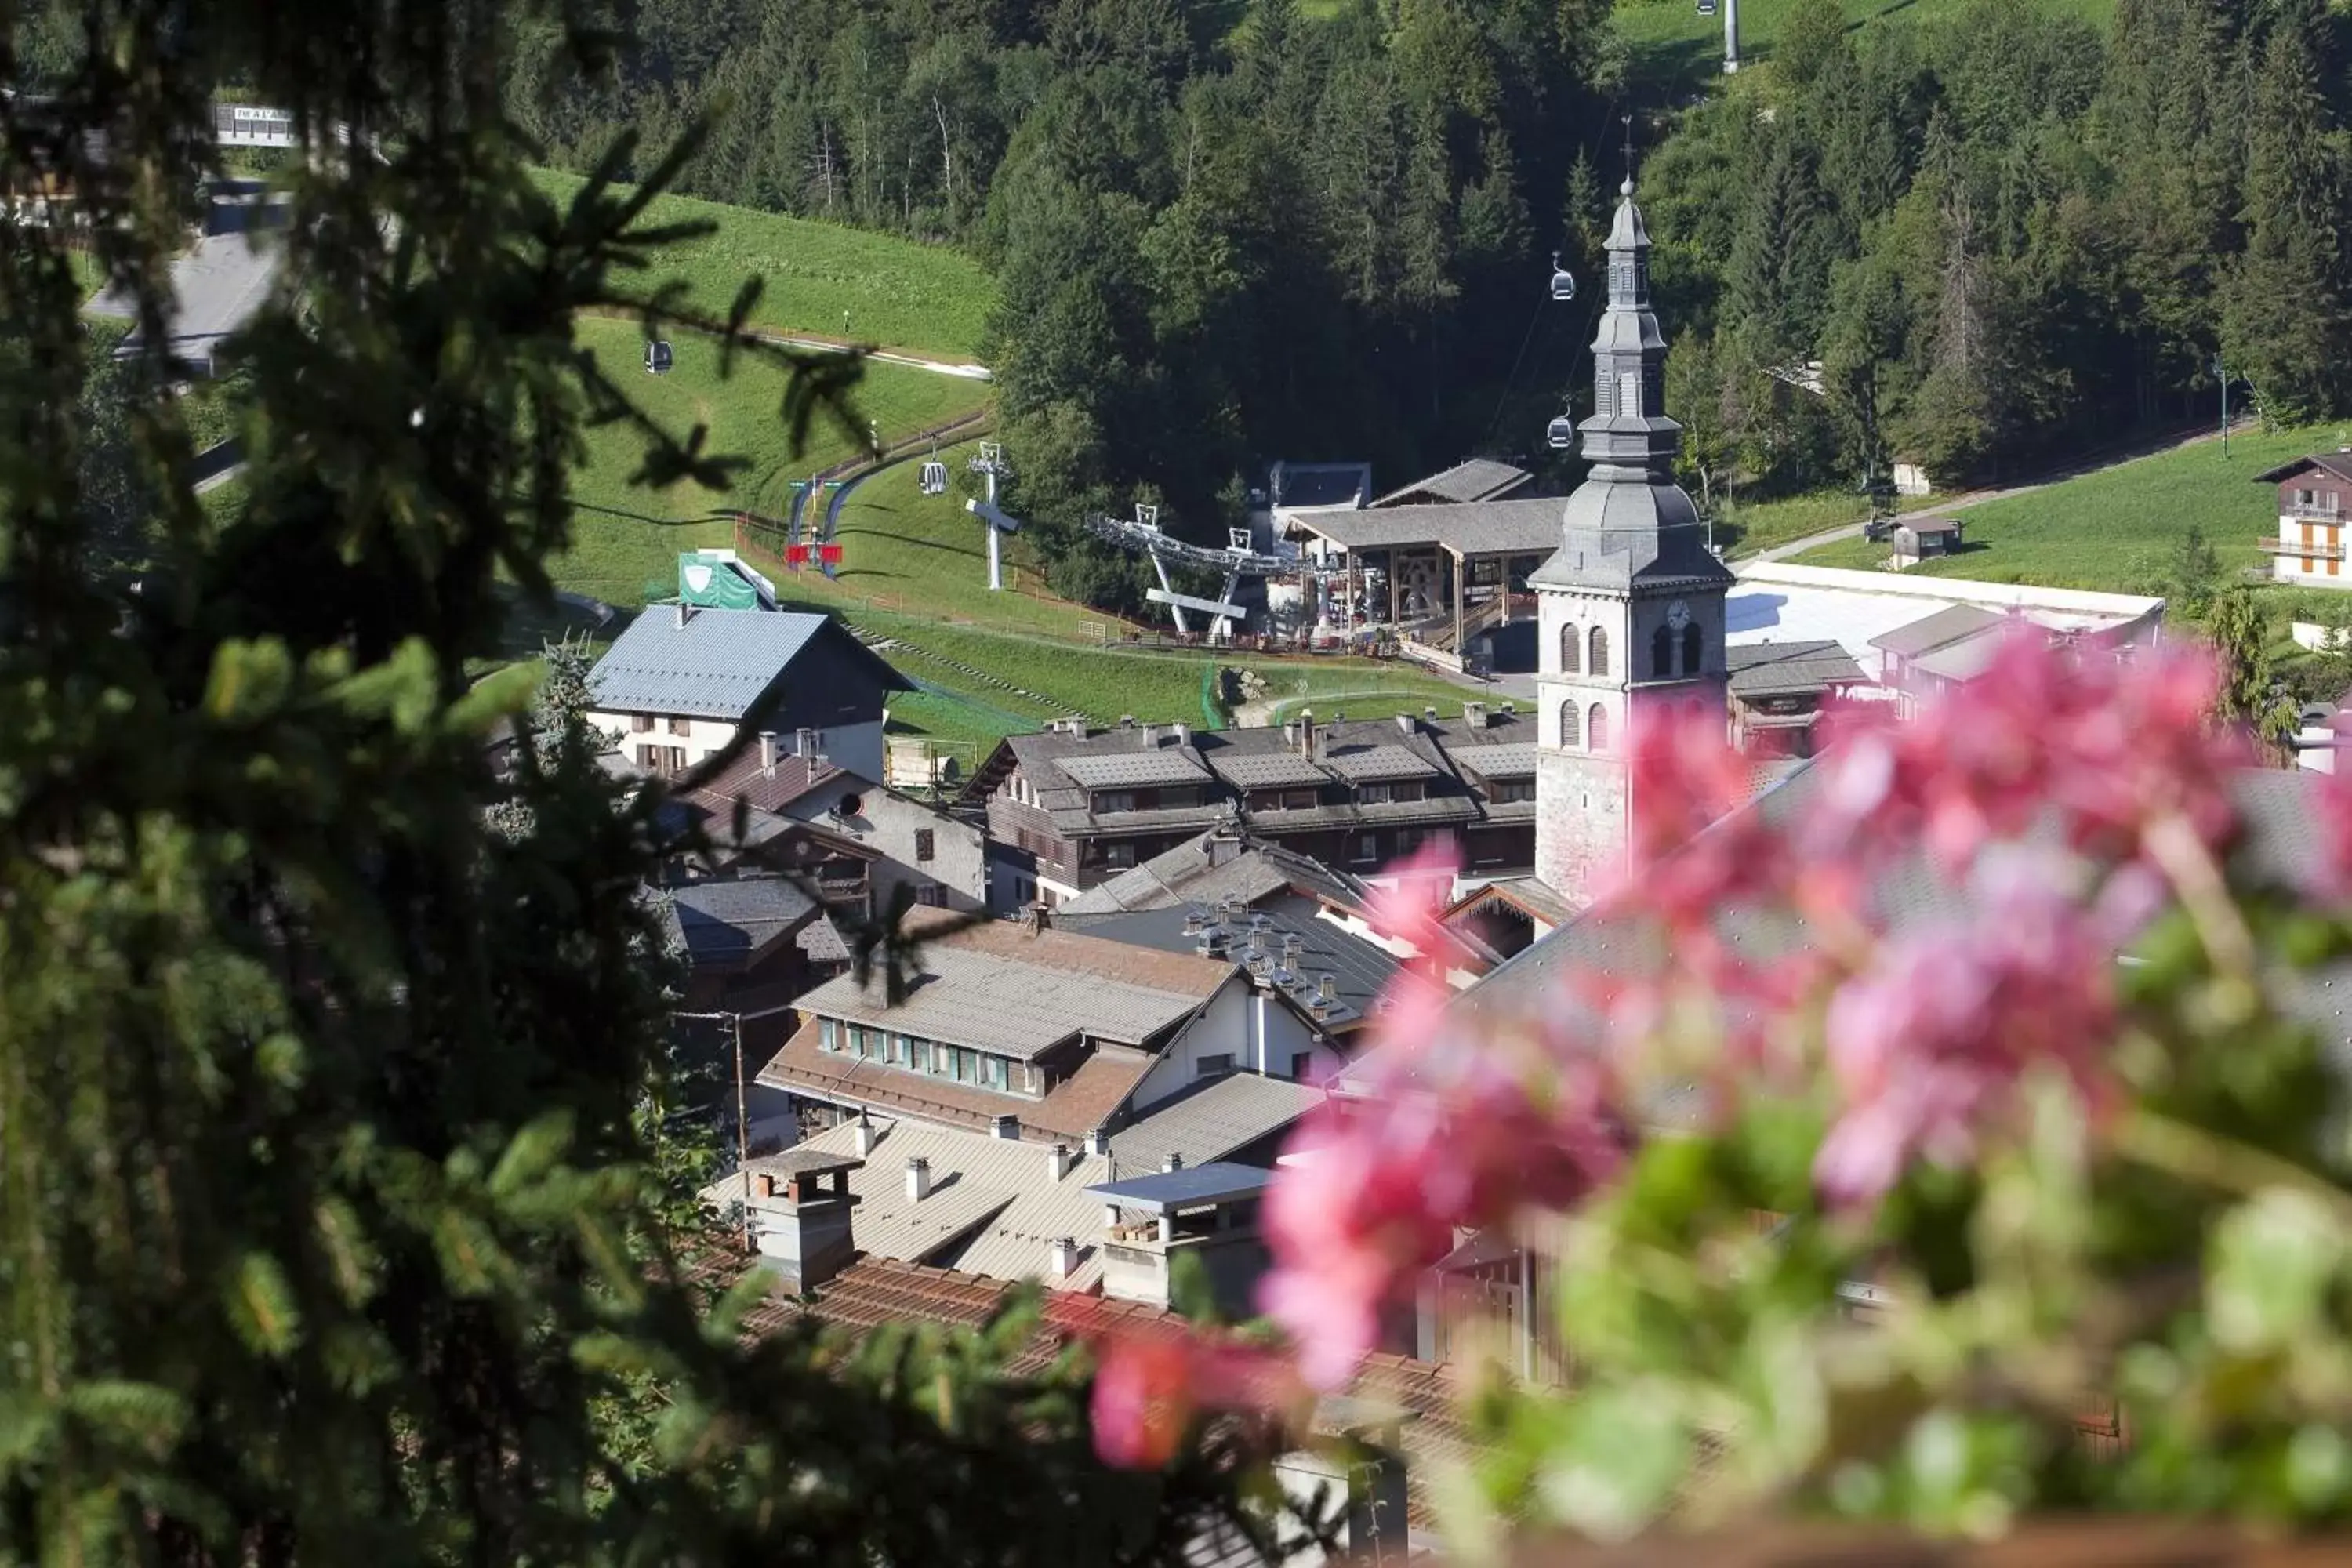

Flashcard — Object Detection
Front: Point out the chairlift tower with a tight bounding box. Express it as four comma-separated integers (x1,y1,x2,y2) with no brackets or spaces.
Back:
965,441,1021,591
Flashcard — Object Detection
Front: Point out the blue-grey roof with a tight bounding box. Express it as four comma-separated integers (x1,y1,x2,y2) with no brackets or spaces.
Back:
1078,895,1399,1028
1086,1161,1275,1210
587,608,827,720
666,876,815,964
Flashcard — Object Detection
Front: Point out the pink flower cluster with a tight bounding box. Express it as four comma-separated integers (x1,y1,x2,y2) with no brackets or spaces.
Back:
1813,851,2136,1205
1090,1329,1302,1470
1088,631,2269,1464
1259,1044,1623,1390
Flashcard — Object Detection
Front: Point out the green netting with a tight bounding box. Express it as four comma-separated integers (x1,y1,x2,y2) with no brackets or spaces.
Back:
678,553,758,610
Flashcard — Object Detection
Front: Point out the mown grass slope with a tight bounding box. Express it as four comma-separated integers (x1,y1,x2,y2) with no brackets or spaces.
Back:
554,318,989,605
1792,426,2341,593
1612,0,2118,94
531,169,996,360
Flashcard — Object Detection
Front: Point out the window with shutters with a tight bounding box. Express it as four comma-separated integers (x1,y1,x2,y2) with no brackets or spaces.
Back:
1560,702,1580,749
1559,623,1580,673
631,713,654,733
1589,626,1610,677
666,716,691,736
1588,705,1610,753
1618,369,1641,419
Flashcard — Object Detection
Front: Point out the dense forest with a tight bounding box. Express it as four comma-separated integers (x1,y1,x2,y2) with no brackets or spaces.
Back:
500,0,2352,604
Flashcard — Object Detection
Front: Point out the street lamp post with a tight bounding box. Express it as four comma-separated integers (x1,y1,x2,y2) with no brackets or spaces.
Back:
2212,353,2231,459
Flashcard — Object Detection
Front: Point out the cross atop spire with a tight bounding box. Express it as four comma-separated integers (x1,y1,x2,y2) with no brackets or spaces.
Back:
1621,113,1636,196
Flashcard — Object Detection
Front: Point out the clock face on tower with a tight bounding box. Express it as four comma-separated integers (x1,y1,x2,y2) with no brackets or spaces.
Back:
1667,598,1691,630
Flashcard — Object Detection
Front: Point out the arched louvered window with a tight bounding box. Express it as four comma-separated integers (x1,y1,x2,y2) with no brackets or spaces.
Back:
1588,704,1610,753
1589,625,1610,677
1560,701,1581,749
1651,625,1672,677
1682,622,1704,677
1559,622,1580,674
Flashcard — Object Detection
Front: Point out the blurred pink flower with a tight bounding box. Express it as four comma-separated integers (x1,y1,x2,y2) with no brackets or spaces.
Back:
1364,840,1463,959
1808,634,2241,879
1813,851,2123,1206
1090,1328,1302,1469
1260,1036,1622,1388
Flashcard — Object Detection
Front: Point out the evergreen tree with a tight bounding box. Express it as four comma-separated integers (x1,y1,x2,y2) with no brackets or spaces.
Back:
2209,587,2301,750
0,4,1268,1563
2170,521,2223,619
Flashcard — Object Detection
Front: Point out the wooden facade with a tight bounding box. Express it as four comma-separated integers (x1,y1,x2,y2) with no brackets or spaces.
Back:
2257,454,2352,586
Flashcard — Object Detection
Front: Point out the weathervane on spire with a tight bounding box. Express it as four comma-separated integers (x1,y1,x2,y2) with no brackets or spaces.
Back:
1621,113,1637,196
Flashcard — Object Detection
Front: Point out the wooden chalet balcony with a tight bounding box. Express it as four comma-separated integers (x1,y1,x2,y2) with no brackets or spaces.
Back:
2282,502,2346,522
2259,537,2348,561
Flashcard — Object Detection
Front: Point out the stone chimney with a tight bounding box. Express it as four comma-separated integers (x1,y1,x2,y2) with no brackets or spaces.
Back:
852,1112,879,1157
1298,711,1315,758
1464,701,1486,729
1163,1152,1185,1173
906,1156,932,1203
1424,705,1439,723
1141,723,1160,748
1280,932,1303,970
1049,1236,1080,1282
1171,723,1190,746
993,1112,1021,1141
759,731,781,774
1119,714,1136,729
750,1152,863,1291
1087,1127,1112,1157
1396,713,1416,736
1047,1143,1076,1181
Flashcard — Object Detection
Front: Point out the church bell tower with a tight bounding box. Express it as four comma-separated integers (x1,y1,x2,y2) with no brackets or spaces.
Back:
1532,154,1736,902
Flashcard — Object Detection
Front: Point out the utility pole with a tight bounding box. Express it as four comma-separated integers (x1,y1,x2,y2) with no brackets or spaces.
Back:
674,1009,753,1254
1723,0,1741,73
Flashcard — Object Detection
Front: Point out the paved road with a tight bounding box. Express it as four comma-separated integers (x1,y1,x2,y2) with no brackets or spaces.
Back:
1741,419,2241,568
754,331,992,383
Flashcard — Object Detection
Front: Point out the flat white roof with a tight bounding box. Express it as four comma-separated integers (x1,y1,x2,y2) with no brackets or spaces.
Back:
1726,561,2166,676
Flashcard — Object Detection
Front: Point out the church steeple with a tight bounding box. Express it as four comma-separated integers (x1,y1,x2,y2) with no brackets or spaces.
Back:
1528,125,1735,903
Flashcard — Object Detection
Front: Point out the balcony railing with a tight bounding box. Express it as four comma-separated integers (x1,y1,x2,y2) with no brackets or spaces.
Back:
2259,538,2350,562
2284,502,2346,521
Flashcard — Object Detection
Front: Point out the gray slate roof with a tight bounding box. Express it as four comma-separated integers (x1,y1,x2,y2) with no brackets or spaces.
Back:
587,608,826,720
1058,750,1212,789
1079,894,1405,1029
1447,742,1537,779
1053,830,1374,924
2254,453,2352,486
666,877,815,965
1269,460,1373,510
1867,603,2006,659
1370,459,1532,507
1725,640,1868,699
1204,751,1330,789
1321,743,1443,782
1285,497,1568,556
1109,1072,1325,1178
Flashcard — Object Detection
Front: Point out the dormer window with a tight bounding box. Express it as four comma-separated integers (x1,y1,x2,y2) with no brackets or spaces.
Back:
1094,790,1134,814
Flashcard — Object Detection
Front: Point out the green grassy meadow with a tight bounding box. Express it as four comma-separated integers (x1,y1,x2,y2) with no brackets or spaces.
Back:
1791,426,2343,593
531,170,997,361
1611,0,2118,93
554,317,989,605
1717,486,1930,557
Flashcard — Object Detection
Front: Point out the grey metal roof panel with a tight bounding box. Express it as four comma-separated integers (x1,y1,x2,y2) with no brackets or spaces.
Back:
1080,895,1401,1025
1109,1073,1326,1177
1058,750,1213,789
1321,745,1443,782
791,931,1228,1058
588,608,828,719
1205,752,1332,788
1087,1161,1276,1210
1866,603,2006,659
1284,497,1568,555
1371,459,1532,507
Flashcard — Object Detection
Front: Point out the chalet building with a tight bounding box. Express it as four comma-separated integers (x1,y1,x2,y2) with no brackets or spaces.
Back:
664,737,989,916
586,605,909,781
1724,640,1867,758
751,908,1367,1149
650,875,847,1020
1889,515,1963,566
2256,451,2352,586
964,704,1537,906
1865,603,2149,720
1051,825,1373,927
